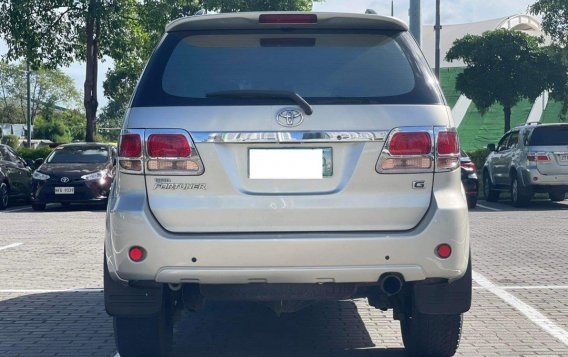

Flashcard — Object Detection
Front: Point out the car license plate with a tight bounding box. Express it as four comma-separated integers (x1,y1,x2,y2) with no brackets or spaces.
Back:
55,187,74,194
249,148,332,179
559,154,568,162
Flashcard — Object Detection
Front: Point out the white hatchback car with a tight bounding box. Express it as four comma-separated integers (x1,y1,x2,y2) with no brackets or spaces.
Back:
104,12,471,357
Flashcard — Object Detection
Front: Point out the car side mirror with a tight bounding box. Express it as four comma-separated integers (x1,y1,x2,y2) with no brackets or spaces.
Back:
487,144,496,152
34,158,44,166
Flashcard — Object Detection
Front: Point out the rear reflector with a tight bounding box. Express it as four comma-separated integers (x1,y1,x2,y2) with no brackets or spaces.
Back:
119,134,142,158
259,14,318,24
148,134,191,158
388,132,432,156
129,246,145,262
436,244,452,259
437,131,460,155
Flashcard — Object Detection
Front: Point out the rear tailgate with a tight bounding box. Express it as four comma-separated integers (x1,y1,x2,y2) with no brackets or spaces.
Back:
530,125,568,175
130,105,449,233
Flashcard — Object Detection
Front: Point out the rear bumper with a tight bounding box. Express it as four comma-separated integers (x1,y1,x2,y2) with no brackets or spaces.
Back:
105,174,470,285
522,168,568,188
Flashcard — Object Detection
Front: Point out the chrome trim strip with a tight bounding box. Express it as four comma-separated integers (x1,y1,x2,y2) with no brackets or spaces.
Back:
191,131,388,143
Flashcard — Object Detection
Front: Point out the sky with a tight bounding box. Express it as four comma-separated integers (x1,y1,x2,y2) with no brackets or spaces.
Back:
0,0,539,110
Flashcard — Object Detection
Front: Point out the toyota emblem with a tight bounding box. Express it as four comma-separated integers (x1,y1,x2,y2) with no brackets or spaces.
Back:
60,177,70,183
276,108,304,127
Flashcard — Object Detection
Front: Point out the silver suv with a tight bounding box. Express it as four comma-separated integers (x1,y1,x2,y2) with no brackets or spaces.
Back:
483,123,568,207
104,12,471,357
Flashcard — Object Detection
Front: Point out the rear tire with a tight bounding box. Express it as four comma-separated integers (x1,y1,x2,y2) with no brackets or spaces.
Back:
510,175,531,207
483,173,499,202
0,183,8,210
401,313,463,357
549,192,566,202
467,196,477,209
32,203,46,211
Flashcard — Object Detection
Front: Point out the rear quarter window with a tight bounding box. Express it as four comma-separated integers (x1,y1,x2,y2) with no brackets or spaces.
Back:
529,126,568,146
133,30,443,107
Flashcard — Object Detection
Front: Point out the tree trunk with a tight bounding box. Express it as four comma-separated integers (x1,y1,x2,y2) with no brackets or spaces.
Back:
84,0,98,142
503,105,511,133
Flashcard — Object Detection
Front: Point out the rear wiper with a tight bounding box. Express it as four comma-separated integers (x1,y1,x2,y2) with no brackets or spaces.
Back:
206,90,313,115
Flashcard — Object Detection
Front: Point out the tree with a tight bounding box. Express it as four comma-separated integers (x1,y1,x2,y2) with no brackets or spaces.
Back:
0,0,138,142
0,62,80,124
531,0,568,118
446,29,558,133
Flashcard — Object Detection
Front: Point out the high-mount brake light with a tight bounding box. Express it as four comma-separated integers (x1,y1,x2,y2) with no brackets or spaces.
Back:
119,133,143,172
259,14,318,24
148,134,191,158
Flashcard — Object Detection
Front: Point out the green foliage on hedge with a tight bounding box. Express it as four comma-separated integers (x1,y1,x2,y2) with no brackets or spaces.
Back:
1,134,20,149
16,147,53,164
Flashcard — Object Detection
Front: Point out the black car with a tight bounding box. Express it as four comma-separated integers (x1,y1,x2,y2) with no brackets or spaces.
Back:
31,143,116,211
460,151,479,209
0,144,33,210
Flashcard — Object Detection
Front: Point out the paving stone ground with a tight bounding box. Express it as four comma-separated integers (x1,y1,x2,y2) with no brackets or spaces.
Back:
0,200,567,356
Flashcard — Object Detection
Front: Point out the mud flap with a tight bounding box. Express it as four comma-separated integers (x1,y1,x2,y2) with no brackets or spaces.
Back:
412,256,472,315
104,257,163,317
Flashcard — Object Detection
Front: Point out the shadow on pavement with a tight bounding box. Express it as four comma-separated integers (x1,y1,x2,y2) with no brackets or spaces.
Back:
0,292,406,356
173,300,406,357
474,199,568,212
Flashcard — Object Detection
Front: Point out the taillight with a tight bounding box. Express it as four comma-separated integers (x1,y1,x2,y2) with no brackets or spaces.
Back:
528,152,550,162
145,130,204,175
148,134,191,157
437,131,459,155
119,132,143,172
119,133,142,157
461,162,477,172
377,127,461,174
389,132,432,155
377,129,433,173
435,129,460,172
259,14,318,24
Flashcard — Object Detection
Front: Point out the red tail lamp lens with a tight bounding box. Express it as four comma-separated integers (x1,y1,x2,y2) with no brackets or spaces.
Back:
148,134,191,158
436,244,452,259
389,132,432,155
437,131,460,155
119,134,142,158
461,162,477,171
129,247,145,262
259,14,318,24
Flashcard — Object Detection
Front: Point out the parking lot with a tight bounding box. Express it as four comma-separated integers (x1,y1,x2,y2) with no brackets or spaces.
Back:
0,199,567,356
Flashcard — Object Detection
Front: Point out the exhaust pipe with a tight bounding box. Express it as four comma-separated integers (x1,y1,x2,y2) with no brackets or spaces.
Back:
379,273,403,296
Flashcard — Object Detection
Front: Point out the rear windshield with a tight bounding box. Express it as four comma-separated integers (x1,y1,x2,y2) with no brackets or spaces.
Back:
529,126,568,146
133,30,443,107
47,147,109,164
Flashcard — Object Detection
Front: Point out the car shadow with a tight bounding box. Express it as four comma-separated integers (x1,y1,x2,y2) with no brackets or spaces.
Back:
0,292,406,356
173,300,406,357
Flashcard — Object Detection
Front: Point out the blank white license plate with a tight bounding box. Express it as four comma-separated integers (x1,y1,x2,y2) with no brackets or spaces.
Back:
55,187,74,194
559,154,568,161
249,149,323,179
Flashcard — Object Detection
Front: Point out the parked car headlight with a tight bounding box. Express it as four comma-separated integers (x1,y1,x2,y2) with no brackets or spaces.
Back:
81,170,108,181
32,171,50,180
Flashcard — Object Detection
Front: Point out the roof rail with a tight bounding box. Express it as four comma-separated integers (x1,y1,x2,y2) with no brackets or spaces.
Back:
527,121,541,126
365,9,378,15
